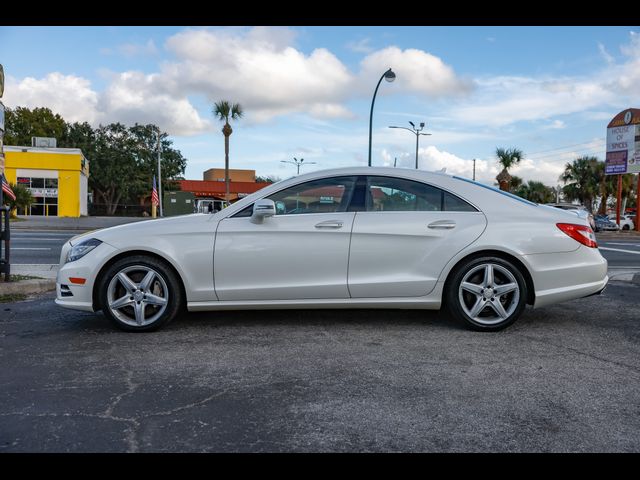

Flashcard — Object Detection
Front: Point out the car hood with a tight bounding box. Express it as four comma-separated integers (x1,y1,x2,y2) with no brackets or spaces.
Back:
70,214,217,247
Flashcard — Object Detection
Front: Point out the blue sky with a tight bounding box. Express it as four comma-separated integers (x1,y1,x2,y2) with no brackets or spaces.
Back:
1,26,639,185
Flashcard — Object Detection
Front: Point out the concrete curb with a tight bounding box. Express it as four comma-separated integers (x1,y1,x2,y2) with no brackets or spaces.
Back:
0,279,56,296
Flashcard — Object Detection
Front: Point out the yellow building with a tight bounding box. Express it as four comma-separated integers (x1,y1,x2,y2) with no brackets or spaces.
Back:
3,146,89,217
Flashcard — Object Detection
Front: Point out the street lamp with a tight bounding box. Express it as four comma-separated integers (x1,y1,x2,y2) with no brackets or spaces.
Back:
388,121,431,169
281,157,317,175
368,68,396,167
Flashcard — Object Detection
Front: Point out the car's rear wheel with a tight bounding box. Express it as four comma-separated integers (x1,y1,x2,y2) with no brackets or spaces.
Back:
98,255,183,332
446,256,528,331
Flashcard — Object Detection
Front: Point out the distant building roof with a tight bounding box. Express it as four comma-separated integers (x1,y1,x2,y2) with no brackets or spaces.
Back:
178,179,271,197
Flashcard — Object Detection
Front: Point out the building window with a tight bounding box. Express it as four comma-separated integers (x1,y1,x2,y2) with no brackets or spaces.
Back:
16,176,59,216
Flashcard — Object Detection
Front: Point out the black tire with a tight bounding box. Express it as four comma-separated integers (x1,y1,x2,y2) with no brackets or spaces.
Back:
623,224,630,230
97,255,183,332
445,256,528,332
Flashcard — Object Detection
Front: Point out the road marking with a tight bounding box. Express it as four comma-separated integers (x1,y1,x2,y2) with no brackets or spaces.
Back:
11,247,52,250
12,238,68,241
11,263,59,266
601,242,640,246
599,247,640,255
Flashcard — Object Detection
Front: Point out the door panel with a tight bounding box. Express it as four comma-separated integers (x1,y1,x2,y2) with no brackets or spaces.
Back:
215,213,355,301
348,211,486,297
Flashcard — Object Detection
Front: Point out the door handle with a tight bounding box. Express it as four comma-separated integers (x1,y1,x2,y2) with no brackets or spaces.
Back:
428,220,456,229
315,220,344,229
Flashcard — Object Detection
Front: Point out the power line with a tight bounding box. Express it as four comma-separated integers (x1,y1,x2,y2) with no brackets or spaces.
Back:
525,140,604,157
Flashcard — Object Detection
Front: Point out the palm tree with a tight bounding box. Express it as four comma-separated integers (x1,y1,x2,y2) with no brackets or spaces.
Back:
6,182,34,217
495,147,524,192
212,100,244,205
515,180,555,204
560,156,600,212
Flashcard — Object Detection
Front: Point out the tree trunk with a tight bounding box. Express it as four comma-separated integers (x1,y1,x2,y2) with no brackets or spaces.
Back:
222,122,232,205
496,168,511,192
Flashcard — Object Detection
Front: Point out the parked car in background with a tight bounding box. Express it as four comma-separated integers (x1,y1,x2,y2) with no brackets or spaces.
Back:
608,214,635,231
594,214,619,232
545,203,596,231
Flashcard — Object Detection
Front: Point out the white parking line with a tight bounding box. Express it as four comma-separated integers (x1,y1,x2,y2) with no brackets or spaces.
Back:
599,247,640,255
601,242,640,247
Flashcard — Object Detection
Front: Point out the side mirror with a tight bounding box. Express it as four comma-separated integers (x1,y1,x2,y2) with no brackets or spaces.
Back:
251,199,276,224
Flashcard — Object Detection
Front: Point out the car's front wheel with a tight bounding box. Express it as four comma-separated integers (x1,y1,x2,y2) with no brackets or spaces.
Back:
446,256,528,331
98,255,183,332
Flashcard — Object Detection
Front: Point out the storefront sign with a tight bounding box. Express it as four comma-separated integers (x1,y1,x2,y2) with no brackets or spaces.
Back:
605,108,640,175
28,188,58,198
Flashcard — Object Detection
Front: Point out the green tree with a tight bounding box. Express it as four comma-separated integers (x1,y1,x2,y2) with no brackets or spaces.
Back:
560,156,600,212
89,123,187,214
509,175,524,191
514,180,555,204
3,106,67,146
89,123,138,215
5,182,34,217
128,123,187,205
495,147,524,192
212,100,244,204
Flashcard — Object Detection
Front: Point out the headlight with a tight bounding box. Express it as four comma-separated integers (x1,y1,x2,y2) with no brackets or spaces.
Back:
66,238,102,263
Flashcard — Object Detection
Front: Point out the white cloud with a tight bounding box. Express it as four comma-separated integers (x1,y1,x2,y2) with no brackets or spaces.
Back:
542,120,566,130
359,46,473,97
99,71,210,136
162,27,355,122
346,38,374,54
598,43,614,65
4,73,99,124
118,39,158,57
5,71,210,136
449,75,615,127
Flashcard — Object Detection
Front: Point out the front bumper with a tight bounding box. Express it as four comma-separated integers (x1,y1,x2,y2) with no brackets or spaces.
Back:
55,241,117,312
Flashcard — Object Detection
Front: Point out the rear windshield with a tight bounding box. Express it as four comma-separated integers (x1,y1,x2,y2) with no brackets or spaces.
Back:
452,176,538,207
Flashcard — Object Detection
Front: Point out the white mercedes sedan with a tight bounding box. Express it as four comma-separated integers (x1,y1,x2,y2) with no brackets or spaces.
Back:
55,167,608,332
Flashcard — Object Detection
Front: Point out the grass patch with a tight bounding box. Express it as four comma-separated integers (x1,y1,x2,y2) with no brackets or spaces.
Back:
0,293,27,303
9,274,44,281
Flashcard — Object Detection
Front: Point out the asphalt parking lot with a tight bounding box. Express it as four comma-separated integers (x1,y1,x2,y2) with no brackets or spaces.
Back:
1,281,639,453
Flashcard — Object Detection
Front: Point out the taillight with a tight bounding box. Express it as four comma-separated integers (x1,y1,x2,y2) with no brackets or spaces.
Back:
556,223,598,248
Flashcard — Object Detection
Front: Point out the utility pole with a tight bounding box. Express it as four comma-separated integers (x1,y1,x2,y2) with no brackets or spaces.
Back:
388,122,431,169
281,157,316,175
394,157,397,168
157,127,163,217
472,159,476,181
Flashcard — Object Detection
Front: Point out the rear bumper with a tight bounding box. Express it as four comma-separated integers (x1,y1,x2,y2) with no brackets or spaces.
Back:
525,245,608,309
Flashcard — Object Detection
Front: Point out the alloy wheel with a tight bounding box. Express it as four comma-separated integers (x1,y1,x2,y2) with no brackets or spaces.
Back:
106,265,169,327
458,263,520,326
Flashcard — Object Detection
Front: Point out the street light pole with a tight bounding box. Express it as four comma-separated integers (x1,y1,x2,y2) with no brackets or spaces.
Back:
388,122,431,169
157,126,163,217
473,159,476,181
281,157,317,175
368,68,396,167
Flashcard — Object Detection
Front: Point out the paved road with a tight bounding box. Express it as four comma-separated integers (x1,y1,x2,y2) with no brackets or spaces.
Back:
1,283,639,452
9,230,640,270
10,231,77,265
597,236,640,268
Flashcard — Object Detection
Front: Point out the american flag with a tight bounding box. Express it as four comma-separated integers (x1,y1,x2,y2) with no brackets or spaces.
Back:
151,175,159,207
1,174,16,202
